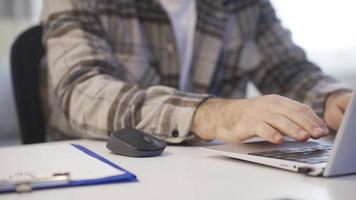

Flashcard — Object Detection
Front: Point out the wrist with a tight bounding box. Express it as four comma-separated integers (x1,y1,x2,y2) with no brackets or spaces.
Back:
191,98,222,140
192,98,240,141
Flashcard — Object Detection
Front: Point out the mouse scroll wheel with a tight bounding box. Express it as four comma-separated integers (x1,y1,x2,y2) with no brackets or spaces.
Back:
142,136,153,144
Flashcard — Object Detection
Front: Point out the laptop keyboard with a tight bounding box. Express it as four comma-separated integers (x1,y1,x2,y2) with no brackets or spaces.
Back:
248,144,332,164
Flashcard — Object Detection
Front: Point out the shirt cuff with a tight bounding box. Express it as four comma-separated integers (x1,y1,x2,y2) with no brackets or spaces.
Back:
159,92,214,144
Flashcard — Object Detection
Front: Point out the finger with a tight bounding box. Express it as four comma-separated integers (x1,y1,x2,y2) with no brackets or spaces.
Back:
278,98,328,132
325,104,344,130
255,122,283,144
266,113,311,141
336,94,352,112
283,111,327,139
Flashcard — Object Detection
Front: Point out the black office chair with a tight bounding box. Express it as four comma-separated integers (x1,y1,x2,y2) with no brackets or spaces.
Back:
10,25,46,144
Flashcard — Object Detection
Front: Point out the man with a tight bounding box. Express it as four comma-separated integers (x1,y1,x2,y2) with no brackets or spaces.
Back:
41,0,352,144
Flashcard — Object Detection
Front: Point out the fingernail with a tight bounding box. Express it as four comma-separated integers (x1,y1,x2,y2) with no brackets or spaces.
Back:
299,130,309,138
274,134,282,142
313,127,324,137
323,127,330,135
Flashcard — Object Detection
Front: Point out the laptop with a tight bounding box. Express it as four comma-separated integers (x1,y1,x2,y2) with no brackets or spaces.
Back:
204,91,356,177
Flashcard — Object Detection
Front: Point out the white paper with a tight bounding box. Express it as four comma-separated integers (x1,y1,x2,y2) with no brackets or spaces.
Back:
0,143,125,181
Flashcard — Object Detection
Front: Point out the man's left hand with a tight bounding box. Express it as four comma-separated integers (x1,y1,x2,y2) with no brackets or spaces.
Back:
324,91,352,131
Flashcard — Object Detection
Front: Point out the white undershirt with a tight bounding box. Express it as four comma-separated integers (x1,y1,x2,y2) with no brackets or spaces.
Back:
159,0,196,92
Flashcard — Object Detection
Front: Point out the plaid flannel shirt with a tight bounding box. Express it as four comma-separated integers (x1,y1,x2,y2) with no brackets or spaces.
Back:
41,0,349,143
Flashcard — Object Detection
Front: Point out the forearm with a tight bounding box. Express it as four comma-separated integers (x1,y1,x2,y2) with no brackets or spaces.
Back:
192,98,248,142
192,98,222,141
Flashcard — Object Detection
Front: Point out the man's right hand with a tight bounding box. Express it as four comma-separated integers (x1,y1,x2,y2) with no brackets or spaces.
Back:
191,95,330,144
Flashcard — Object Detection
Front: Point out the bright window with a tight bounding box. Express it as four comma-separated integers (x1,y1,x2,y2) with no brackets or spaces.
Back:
271,0,356,84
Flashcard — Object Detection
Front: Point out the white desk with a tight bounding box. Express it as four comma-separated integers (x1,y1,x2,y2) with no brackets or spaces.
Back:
2,139,356,200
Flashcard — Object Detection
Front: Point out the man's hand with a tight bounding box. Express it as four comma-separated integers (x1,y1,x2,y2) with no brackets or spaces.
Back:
324,91,352,131
192,95,329,144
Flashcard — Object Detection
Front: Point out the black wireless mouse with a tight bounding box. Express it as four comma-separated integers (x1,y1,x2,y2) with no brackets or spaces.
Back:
106,128,166,157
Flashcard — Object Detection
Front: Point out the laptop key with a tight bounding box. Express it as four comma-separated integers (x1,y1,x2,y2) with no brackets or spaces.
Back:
248,144,332,164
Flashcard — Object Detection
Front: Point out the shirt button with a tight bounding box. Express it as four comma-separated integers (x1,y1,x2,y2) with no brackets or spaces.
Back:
171,130,179,137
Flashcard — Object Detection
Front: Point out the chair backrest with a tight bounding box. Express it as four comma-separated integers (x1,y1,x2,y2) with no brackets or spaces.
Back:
10,25,46,144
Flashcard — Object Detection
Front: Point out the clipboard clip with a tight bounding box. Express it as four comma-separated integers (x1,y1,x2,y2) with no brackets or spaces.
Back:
0,172,70,193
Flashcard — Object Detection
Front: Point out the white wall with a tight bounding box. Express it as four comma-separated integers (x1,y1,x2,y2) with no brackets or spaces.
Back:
0,60,19,138
0,0,42,144
271,0,356,88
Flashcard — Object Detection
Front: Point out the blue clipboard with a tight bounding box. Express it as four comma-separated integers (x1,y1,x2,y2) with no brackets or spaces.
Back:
0,144,137,194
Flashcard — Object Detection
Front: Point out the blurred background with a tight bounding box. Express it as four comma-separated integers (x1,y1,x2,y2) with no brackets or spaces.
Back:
0,0,42,146
0,0,355,146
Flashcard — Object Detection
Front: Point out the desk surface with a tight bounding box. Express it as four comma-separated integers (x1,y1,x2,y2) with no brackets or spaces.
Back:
2,139,356,200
